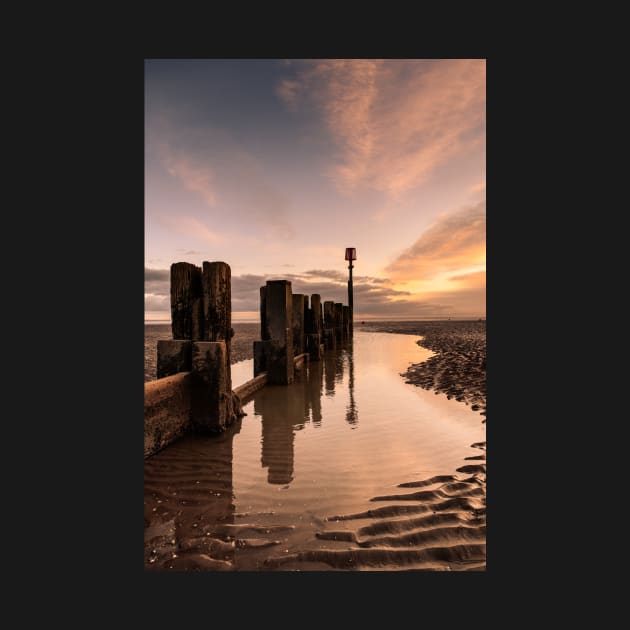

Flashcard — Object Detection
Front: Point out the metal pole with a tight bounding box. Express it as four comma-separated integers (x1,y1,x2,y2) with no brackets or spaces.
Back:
348,259,353,336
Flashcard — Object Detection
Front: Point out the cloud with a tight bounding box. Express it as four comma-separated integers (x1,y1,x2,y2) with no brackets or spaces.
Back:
145,293,170,310
416,286,485,317
469,180,486,195
144,265,481,318
275,79,301,111
302,269,388,284
145,268,169,282
145,267,170,298
278,59,485,197
449,269,486,287
386,200,486,281
164,154,217,206
230,270,414,314
158,215,223,245
148,119,295,238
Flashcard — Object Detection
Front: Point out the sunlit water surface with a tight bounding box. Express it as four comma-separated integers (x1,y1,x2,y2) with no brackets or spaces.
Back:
144,332,485,570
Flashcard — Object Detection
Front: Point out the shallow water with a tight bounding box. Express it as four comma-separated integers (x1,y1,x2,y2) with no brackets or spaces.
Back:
144,332,485,571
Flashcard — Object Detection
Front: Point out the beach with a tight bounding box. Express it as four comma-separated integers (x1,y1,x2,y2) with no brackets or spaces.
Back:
146,321,487,417
359,320,486,421
144,320,486,570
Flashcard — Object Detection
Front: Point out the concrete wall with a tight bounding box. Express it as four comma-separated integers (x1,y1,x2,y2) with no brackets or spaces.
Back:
144,372,192,459
233,373,267,401
145,347,310,459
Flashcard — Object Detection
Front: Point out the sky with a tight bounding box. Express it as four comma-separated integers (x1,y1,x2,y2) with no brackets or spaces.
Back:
145,59,485,321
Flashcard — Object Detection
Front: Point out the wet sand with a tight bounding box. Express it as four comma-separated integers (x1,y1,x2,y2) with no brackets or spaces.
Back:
145,329,486,571
359,320,486,421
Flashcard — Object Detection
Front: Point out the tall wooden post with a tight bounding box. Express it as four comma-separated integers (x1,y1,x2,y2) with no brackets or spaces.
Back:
311,294,323,335
260,286,269,341
254,285,270,376
323,300,336,350
265,280,294,385
160,262,200,376
170,262,203,341
334,303,343,342
306,293,322,361
189,261,243,432
292,294,305,356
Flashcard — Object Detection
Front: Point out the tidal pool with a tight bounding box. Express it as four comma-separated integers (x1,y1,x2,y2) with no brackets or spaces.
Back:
144,332,486,571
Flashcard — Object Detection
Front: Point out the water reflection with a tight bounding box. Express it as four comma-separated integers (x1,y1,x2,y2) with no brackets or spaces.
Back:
335,349,344,384
306,358,323,427
144,419,241,569
324,350,337,396
255,354,338,485
345,342,358,427
256,384,302,485
323,342,358,425
146,333,486,571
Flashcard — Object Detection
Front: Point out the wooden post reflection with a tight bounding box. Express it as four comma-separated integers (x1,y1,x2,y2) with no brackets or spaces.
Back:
345,342,358,426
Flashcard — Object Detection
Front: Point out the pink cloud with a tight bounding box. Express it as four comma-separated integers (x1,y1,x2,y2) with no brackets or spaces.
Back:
279,59,486,198
164,154,217,207
275,79,301,111
469,180,486,195
158,215,223,245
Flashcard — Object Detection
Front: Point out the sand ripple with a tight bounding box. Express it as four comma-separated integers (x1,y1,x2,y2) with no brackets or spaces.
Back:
265,444,486,571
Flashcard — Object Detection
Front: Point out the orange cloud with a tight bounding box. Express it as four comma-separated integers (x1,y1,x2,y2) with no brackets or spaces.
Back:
447,269,486,292
278,59,486,197
469,180,486,195
385,200,486,282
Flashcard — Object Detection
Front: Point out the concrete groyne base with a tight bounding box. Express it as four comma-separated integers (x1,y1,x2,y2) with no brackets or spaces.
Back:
144,353,309,459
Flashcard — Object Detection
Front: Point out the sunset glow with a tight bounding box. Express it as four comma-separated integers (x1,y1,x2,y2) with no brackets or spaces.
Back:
145,59,486,320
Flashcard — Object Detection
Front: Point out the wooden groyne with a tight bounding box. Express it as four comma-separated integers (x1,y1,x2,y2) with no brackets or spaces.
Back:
145,260,353,458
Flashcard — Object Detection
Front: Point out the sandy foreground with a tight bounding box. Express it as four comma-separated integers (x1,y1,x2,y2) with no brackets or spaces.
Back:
145,320,486,570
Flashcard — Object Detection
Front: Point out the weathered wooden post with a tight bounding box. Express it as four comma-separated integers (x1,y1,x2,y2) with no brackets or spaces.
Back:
254,286,270,377
264,280,294,385
190,261,243,432
158,262,202,377
292,294,305,356
202,262,232,348
303,295,309,329
323,300,336,350
306,293,322,360
334,302,344,342
342,306,350,340
259,286,269,341
157,340,192,379
170,262,204,341
304,296,312,336
191,341,230,432
253,340,267,377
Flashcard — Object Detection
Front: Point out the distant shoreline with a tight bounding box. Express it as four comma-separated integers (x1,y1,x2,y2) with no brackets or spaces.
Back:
145,317,486,326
